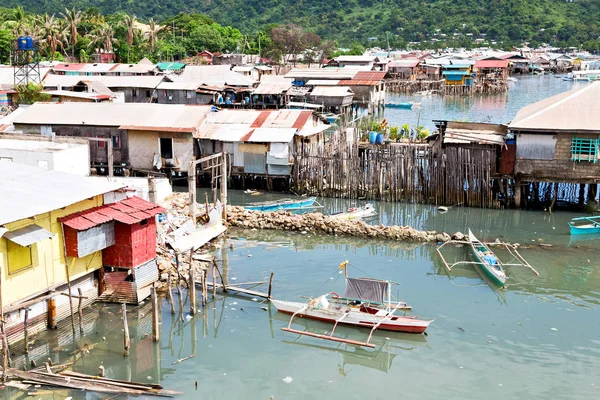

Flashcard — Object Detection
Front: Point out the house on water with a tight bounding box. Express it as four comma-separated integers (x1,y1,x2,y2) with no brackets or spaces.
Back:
508,81,600,207
0,163,163,341
11,103,213,176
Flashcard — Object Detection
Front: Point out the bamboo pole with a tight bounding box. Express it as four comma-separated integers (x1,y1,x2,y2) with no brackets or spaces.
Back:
77,288,84,334
220,152,228,220
167,274,175,315
189,268,197,315
122,304,130,356
23,308,29,354
151,286,160,342
267,272,274,300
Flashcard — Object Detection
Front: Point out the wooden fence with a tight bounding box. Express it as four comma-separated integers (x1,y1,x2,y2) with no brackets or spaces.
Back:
293,141,499,208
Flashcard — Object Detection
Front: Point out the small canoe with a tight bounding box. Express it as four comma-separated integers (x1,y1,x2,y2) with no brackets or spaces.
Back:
244,196,317,212
329,204,376,220
568,216,600,235
468,229,507,286
385,102,413,109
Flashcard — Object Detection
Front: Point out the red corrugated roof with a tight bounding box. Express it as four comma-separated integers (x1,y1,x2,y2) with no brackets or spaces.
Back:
338,79,379,86
59,196,165,231
353,71,386,81
475,60,509,69
292,111,311,129
53,63,86,71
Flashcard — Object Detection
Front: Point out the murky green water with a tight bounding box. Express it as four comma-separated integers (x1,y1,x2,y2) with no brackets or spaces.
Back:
6,192,600,399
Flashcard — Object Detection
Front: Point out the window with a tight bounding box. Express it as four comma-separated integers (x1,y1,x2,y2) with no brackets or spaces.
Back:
132,89,138,97
112,135,121,149
159,138,173,159
571,137,599,163
7,241,32,274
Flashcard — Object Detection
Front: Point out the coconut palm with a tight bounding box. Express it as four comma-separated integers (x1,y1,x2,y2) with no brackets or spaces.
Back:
9,6,29,36
122,14,137,63
60,8,83,60
36,14,67,61
146,18,162,53
88,24,119,54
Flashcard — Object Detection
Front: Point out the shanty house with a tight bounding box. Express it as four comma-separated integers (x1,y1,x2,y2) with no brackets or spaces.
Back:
508,82,600,184
474,59,509,86
308,86,354,113
0,163,123,343
195,109,329,178
442,64,474,86
11,103,212,175
331,55,377,70
387,59,420,81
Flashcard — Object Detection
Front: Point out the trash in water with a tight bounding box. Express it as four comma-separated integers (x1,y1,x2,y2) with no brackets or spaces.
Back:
185,315,192,321
282,376,293,384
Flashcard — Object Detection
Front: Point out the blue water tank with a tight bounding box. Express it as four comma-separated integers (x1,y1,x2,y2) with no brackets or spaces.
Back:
375,133,384,144
369,131,378,144
17,36,34,51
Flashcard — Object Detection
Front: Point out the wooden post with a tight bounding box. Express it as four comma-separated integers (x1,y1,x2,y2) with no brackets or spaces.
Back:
514,178,522,208
212,262,216,297
167,274,175,314
77,288,84,334
107,139,114,178
23,308,29,354
148,176,157,204
188,160,197,223
60,223,77,336
267,272,274,300
151,286,160,342
47,298,57,329
189,268,197,315
122,304,130,356
175,254,184,320
98,268,106,297
202,271,207,305
220,152,228,220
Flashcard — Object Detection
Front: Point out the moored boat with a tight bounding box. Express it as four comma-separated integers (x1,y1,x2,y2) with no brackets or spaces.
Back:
384,102,413,109
329,204,376,221
468,230,507,286
244,196,318,212
272,261,432,347
568,216,600,235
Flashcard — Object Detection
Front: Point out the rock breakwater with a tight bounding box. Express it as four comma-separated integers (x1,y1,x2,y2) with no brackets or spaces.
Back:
226,206,455,243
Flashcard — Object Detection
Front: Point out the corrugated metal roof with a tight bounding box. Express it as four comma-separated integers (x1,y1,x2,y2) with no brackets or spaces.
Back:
43,74,164,89
334,56,376,62
52,63,86,71
305,80,340,86
388,59,420,68
442,71,472,76
246,128,296,143
13,103,211,133
43,90,113,100
509,81,600,132
157,81,200,91
0,163,123,225
253,81,292,95
310,86,354,97
475,60,509,69
176,65,256,87
285,68,357,80
157,62,186,71
60,196,165,230
353,71,386,81
3,224,54,246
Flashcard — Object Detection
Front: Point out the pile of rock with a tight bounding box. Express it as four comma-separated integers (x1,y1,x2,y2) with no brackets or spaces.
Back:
226,206,455,243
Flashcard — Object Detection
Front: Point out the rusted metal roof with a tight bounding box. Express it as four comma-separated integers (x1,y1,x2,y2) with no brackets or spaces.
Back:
60,196,165,231
475,60,509,69
388,59,420,68
253,81,292,95
52,63,86,71
353,71,386,81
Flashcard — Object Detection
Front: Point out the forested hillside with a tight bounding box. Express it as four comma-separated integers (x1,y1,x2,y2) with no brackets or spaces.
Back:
3,0,600,49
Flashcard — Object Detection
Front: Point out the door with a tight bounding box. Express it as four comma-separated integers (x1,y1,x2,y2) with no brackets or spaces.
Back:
159,138,173,159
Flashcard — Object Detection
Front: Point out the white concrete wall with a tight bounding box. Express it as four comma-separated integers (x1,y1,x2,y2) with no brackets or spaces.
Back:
0,138,90,176
128,130,193,172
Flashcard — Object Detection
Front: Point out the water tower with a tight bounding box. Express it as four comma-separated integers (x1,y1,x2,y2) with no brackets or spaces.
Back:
13,36,41,86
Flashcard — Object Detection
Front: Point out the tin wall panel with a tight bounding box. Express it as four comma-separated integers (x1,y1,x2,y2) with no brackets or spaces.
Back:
77,222,115,258
244,152,266,174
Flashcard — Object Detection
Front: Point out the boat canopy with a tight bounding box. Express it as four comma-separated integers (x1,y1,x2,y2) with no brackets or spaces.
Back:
344,277,389,304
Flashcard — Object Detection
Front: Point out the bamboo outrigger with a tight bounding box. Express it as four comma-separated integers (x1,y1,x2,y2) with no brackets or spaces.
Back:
436,231,539,287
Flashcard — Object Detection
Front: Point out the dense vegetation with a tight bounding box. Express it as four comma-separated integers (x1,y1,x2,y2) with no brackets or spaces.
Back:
1,0,599,65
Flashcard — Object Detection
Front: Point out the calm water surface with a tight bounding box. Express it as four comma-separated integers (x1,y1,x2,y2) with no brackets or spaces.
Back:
8,193,600,400
385,75,590,131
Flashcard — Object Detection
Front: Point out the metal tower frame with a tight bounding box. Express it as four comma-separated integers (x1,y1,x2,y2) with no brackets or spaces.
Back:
13,39,41,86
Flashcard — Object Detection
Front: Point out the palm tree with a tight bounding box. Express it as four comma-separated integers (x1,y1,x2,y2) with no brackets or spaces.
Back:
36,14,67,61
146,18,161,53
89,24,119,54
60,8,82,60
10,6,28,36
122,14,137,63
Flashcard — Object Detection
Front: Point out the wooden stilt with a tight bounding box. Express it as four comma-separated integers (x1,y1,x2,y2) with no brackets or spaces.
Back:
24,308,29,354
150,287,160,342
212,262,216,297
122,304,130,356
77,288,84,334
167,274,175,315
189,268,197,315
175,254,184,320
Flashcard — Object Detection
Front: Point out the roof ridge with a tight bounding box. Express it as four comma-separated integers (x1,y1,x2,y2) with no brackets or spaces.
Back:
512,82,598,127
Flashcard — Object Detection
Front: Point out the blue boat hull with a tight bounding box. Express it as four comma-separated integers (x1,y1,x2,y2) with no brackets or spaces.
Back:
569,222,600,235
245,197,317,212
385,102,413,109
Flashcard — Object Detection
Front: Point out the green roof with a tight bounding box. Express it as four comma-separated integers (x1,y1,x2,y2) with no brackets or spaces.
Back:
157,62,186,71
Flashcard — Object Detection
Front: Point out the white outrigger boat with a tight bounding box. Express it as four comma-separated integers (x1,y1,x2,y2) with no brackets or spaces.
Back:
272,261,432,348
329,204,376,221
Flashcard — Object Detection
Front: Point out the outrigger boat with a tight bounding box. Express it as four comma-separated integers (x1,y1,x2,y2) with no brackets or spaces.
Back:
468,230,506,286
244,196,320,212
568,216,600,235
272,261,432,348
436,229,539,289
384,102,413,109
329,204,376,221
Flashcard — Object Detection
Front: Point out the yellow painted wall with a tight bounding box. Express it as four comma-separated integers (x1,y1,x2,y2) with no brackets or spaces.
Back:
0,195,104,307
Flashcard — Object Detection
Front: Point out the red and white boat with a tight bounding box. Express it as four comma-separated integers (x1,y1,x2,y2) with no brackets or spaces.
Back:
272,263,432,348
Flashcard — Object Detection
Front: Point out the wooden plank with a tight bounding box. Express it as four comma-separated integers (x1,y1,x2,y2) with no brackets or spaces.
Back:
205,282,270,298
281,328,375,348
